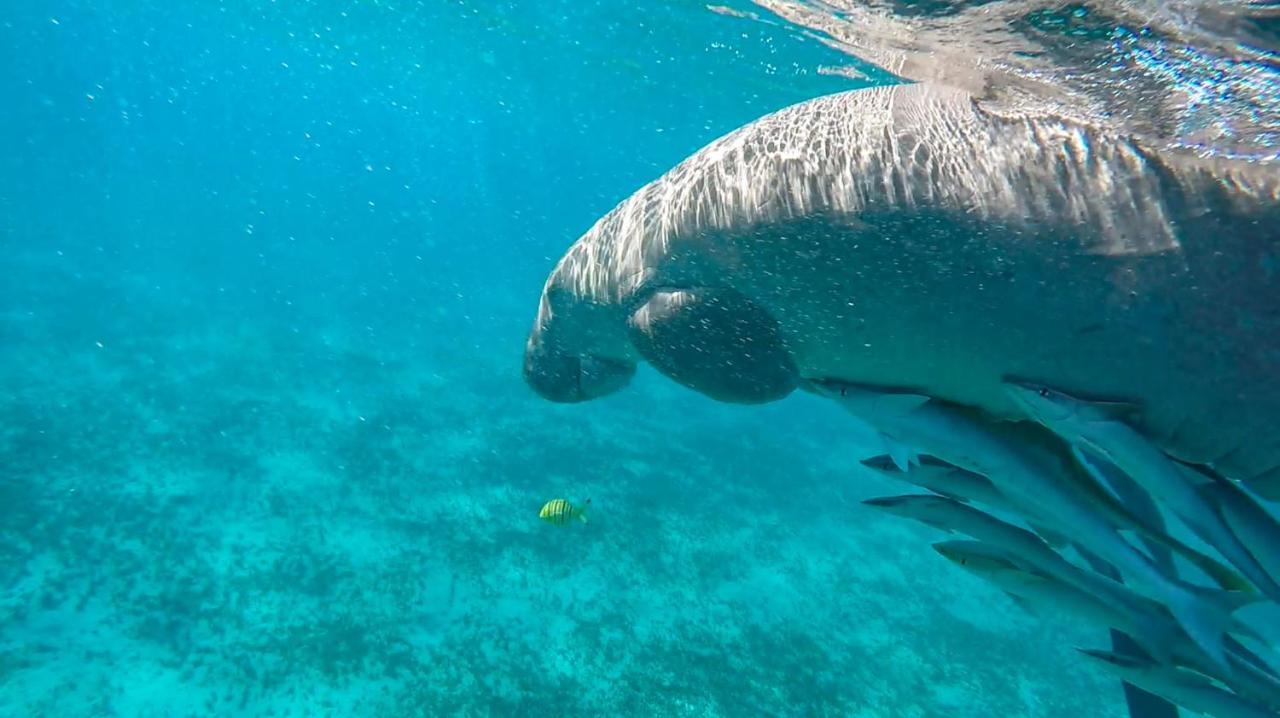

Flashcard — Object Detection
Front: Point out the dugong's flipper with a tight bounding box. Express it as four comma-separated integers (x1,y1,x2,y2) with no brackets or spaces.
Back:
626,288,798,403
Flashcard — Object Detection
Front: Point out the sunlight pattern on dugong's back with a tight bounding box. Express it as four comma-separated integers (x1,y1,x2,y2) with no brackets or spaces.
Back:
542,83,1277,305
525,83,1280,494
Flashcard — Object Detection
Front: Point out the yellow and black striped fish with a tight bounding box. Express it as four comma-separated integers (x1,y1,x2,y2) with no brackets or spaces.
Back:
538,498,590,526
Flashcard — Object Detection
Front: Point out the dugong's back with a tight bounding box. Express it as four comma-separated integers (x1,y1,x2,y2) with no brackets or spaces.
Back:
527,83,1280,495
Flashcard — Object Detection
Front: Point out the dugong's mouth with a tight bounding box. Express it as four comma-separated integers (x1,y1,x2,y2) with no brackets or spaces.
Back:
523,342,636,403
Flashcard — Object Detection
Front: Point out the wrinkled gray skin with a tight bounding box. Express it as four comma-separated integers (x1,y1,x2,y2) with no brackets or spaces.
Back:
523,82,1280,496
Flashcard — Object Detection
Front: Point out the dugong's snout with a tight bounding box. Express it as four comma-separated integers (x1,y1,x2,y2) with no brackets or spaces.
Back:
523,336,636,403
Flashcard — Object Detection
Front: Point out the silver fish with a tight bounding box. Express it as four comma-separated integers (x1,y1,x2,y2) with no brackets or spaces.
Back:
812,378,1254,669
1079,648,1280,718
1187,463,1280,600
1005,381,1280,606
934,540,1280,711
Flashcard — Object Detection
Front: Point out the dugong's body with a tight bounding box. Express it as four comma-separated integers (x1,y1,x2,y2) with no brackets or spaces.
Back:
523,83,1280,496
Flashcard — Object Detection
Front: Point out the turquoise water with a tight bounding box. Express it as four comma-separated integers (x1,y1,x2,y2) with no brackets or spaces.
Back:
0,2,1193,716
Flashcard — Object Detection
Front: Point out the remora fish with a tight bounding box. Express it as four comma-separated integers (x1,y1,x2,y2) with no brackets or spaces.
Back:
1072,446,1180,578
933,540,1280,711
1005,381,1280,605
860,455,1033,517
866,494,1088,585
810,378,1253,668
861,451,1255,588
860,454,1073,546
870,495,1175,658
1079,648,1280,718
1183,462,1280,599
841,387,1247,593
932,540,1173,652
872,498,1254,664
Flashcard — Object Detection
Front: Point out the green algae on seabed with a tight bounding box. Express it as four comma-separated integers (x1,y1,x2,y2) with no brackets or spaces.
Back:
0,285,1131,716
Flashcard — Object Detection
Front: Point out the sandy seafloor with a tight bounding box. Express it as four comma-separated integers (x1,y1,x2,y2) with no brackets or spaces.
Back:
0,252,1130,718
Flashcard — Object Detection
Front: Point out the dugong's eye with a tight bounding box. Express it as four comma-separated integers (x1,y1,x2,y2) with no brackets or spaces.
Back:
1038,387,1051,398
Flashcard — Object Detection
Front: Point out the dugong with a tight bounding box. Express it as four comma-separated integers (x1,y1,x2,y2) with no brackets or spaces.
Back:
522,83,1280,497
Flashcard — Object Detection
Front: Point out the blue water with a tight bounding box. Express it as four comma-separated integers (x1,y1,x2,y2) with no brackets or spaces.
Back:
1,3,1136,716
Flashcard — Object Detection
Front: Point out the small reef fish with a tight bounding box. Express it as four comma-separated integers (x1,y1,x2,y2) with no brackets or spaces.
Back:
539,498,590,526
